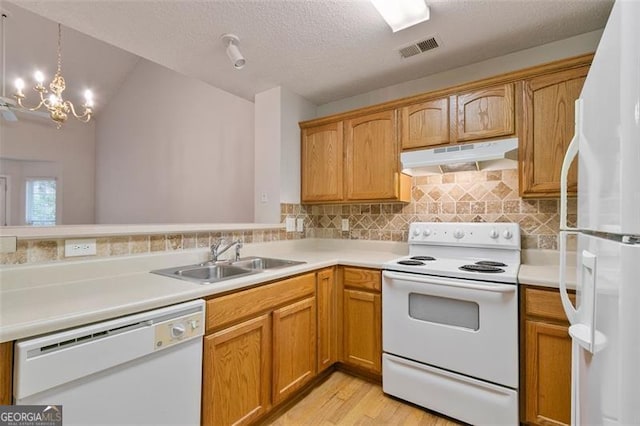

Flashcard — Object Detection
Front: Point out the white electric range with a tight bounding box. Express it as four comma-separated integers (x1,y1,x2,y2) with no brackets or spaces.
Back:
382,222,521,425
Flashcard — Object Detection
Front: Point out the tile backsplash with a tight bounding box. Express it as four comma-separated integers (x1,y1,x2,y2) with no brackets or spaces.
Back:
2,169,574,266
282,169,577,250
0,228,297,265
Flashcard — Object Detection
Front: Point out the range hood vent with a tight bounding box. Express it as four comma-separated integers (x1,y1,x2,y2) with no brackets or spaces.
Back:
401,138,519,175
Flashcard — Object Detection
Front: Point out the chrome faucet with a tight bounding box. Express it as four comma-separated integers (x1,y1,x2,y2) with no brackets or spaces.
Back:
210,239,243,262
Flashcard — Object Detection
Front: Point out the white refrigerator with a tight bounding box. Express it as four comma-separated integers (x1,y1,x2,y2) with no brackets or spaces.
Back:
559,0,640,425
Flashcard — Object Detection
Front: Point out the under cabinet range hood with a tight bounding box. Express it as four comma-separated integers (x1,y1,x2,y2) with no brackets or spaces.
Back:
401,138,518,175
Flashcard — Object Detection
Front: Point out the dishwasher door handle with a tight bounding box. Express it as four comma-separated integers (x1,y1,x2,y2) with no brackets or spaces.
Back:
383,271,517,293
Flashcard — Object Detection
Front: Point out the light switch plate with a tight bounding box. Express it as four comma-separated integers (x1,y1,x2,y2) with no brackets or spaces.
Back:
341,218,349,231
285,217,296,232
296,218,304,232
65,239,97,257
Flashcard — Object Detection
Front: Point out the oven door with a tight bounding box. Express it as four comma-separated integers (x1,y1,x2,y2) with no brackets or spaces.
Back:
382,270,518,388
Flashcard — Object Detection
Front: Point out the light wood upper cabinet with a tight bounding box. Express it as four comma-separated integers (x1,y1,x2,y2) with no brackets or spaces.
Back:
301,122,344,202
401,97,450,149
202,314,271,426
317,268,338,373
520,66,588,197
272,297,317,405
455,83,515,142
345,110,400,201
522,287,575,426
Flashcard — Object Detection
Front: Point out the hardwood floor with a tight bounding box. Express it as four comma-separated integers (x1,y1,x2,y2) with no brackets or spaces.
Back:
267,372,461,425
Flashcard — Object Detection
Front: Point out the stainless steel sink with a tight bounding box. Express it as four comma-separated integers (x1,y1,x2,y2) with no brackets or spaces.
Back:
231,256,305,270
151,263,258,284
151,256,305,285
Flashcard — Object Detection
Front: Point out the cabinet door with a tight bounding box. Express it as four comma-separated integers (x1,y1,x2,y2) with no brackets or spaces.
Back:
520,66,588,197
202,314,271,426
301,122,344,202
525,320,572,426
342,289,381,374
272,297,317,405
455,83,515,142
401,97,450,149
345,110,399,201
317,268,337,373
0,342,12,405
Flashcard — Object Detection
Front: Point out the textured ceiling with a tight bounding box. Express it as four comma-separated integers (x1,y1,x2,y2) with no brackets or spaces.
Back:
7,0,613,105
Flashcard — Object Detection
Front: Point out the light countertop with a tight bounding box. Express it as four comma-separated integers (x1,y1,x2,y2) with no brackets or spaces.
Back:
0,240,574,343
519,249,577,290
0,239,406,342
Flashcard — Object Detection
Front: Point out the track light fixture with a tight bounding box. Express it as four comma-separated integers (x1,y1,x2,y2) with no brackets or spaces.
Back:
221,33,245,70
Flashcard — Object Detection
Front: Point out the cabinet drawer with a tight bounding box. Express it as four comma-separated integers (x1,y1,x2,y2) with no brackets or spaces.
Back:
206,273,315,332
343,267,381,292
525,288,575,323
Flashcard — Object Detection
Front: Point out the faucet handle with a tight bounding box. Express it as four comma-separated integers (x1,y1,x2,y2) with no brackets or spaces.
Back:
211,238,225,250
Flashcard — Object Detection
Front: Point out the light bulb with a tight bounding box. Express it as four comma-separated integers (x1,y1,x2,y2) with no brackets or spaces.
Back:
14,78,25,91
84,89,94,107
34,70,45,84
48,94,59,105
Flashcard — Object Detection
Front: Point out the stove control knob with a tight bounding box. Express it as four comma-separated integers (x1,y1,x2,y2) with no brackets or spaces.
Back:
503,230,513,239
423,229,431,237
489,229,499,239
413,228,421,237
453,229,465,239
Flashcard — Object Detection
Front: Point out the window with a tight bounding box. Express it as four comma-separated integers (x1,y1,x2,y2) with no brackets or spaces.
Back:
25,178,57,225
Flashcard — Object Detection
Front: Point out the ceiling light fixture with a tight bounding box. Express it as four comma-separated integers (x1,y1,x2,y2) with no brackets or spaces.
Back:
13,23,93,129
370,0,430,32
221,33,245,70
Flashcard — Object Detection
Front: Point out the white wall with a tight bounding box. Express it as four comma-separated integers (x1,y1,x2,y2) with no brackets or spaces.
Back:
254,87,282,223
280,87,316,203
317,30,603,116
254,87,316,223
96,59,255,224
0,117,96,225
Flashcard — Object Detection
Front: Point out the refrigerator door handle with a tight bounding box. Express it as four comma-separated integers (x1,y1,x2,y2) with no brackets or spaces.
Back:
567,250,607,354
559,231,579,324
560,98,583,231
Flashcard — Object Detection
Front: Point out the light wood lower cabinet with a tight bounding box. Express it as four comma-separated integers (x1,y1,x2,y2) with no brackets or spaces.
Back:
202,272,317,426
202,315,271,426
341,267,382,375
522,286,575,426
342,289,381,374
0,341,12,405
316,268,338,373
273,297,317,404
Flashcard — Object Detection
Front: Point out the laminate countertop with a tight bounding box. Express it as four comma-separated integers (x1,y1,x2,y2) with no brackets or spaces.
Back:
0,240,574,343
0,239,406,343
518,249,577,290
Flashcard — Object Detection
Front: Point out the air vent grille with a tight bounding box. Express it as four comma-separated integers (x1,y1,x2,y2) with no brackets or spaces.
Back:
399,36,440,59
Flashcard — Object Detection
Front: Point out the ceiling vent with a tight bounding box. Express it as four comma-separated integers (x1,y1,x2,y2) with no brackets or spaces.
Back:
398,36,440,59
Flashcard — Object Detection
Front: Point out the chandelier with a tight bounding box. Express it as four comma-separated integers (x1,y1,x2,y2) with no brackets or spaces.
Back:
13,23,93,129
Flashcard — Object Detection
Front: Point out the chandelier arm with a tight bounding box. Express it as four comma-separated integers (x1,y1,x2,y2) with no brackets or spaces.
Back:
15,95,47,112
64,99,91,120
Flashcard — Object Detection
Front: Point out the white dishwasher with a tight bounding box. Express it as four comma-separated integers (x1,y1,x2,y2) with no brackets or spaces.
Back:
13,299,205,426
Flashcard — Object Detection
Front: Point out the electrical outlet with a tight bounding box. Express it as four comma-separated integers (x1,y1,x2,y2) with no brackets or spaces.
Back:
285,217,296,232
65,239,97,257
341,218,349,231
296,218,304,233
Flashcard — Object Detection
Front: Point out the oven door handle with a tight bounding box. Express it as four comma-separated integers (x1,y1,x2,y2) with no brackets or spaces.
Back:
383,271,517,293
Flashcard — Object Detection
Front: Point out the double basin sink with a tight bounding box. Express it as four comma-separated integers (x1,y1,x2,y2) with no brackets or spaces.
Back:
151,256,305,285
